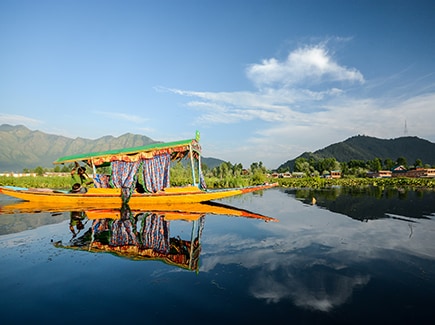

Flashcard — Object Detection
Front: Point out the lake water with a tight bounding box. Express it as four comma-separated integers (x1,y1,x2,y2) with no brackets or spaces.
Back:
1,187,435,324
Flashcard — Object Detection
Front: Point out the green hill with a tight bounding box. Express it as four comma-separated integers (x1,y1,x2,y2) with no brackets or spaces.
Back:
0,124,223,172
277,135,435,171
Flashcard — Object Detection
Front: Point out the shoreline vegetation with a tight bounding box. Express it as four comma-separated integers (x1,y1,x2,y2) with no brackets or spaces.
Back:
1,174,434,191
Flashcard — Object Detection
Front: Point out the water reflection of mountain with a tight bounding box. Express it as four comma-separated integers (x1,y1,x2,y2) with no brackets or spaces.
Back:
0,212,68,235
285,187,435,221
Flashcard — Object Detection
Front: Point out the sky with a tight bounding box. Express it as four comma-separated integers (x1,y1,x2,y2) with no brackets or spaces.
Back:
1,0,434,169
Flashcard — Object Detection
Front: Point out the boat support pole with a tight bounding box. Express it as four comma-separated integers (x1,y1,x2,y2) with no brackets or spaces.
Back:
189,144,197,186
92,161,96,179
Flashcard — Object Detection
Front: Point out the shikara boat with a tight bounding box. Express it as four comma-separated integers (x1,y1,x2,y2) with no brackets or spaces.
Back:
0,132,278,205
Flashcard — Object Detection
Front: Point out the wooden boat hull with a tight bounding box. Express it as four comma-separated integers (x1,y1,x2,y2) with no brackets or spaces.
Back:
0,183,278,206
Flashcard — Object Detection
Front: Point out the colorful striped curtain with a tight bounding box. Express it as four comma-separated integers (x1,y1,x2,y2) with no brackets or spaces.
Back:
142,153,171,193
111,161,141,202
93,174,111,188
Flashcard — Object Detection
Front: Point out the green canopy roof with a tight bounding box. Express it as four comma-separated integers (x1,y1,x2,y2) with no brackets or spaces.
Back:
53,138,199,165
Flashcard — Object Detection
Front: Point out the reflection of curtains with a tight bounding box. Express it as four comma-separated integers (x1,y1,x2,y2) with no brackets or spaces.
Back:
142,214,169,254
110,206,138,246
111,161,141,202
142,153,170,193
111,220,137,246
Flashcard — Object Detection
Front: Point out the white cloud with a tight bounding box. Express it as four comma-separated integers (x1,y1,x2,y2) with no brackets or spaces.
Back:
246,44,364,87
0,114,42,126
93,111,148,123
160,42,435,167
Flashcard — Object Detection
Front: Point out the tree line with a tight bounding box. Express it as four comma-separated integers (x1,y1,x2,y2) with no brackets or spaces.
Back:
20,155,434,183
277,156,433,178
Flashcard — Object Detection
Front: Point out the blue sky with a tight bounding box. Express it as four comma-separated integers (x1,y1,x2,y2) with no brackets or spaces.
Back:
1,0,434,169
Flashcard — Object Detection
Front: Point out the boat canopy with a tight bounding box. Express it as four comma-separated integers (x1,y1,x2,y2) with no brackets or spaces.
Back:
53,138,201,166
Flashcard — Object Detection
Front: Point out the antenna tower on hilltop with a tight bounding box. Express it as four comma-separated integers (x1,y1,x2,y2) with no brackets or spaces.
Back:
404,120,408,136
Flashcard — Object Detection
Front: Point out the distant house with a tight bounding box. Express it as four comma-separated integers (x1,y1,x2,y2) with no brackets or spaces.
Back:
324,170,341,179
366,170,392,178
0,172,37,177
391,166,435,178
391,165,408,177
404,168,435,178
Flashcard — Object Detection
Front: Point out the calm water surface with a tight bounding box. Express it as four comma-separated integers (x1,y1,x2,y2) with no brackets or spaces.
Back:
1,187,435,324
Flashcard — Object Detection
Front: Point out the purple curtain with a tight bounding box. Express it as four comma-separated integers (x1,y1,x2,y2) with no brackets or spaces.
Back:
142,153,171,193
111,161,141,202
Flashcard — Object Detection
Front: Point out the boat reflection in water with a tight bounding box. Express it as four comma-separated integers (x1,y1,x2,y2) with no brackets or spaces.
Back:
1,200,277,272
60,206,204,271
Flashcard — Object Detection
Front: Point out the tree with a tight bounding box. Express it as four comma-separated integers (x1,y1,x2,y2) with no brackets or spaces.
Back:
383,158,394,170
396,157,408,168
294,157,312,176
414,159,423,168
232,163,243,177
319,157,339,173
34,166,45,176
340,162,349,176
250,161,266,174
368,158,382,172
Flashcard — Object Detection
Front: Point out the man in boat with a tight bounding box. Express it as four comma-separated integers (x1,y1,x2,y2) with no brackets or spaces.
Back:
69,183,87,193
71,163,93,186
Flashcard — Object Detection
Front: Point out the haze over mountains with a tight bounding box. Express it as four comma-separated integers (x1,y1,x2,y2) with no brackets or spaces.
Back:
1,124,434,172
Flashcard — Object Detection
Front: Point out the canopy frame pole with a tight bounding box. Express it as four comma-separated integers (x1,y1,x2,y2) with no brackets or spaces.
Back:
92,161,96,179
189,144,197,186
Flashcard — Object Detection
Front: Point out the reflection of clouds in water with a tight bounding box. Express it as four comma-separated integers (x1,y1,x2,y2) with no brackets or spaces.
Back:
202,238,371,311
202,190,435,311
250,266,370,312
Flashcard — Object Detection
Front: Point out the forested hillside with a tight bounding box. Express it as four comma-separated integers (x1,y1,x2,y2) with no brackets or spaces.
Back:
277,135,435,172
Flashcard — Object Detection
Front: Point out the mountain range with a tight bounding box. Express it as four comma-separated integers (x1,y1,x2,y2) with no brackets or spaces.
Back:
1,124,434,172
277,134,435,171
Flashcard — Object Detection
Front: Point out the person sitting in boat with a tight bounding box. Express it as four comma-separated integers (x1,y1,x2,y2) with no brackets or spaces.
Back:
69,183,87,193
71,163,93,186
